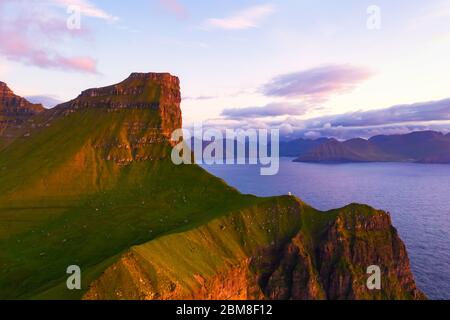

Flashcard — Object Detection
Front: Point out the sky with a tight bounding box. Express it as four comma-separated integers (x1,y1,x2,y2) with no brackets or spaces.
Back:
1,0,450,139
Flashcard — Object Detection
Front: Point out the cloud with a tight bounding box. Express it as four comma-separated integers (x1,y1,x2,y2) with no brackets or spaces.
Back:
158,0,188,19
262,64,373,101
304,131,322,139
222,102,309,119
183,95,217,101
308,98,450,128
25,95,64,108
215,64,373,136
0,0,99,73
276,97,450,139
215,97,450,140
295,124,450,141
212,64,447,139
206,4,275,30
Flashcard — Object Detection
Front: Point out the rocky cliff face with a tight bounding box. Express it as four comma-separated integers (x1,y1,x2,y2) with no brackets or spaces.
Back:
0,81,44,142
84,201,426,300
56,73,182,141
0,82,44,116
314,207,425,299
32,72,184,167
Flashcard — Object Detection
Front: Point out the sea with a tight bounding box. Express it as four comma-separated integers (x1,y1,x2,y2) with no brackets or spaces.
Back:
201,158,450,300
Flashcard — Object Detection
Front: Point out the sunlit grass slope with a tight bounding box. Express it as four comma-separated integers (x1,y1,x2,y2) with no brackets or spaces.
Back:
0,106,261,299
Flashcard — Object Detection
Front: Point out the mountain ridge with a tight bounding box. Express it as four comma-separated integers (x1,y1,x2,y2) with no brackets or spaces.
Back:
295,130,450,163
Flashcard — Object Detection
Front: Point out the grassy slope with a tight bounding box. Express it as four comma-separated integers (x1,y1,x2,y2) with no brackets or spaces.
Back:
0,160,259,299
78,202,379,300
0,107,262,299
84,203,413,301
0,103,394,300
80,196,305,299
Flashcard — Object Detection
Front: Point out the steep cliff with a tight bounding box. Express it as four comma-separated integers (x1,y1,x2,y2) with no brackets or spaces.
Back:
314,206,425,299
56,73,181,142
0,81,44,148
0,81,44,116
84,201,425,300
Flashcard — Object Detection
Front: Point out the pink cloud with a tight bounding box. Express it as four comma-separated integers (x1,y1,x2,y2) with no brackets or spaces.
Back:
159,0,188,19
0,0,98,73
61,57,97,73
206,4,275,30
262,64,373,101
26,50,97,73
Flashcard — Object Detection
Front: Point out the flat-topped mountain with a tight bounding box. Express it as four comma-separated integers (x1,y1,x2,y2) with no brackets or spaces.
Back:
56,73,182,141
0,73,425,300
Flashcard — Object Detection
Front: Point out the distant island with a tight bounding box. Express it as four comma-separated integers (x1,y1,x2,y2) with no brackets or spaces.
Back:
190,130,450,164
283,131,450,164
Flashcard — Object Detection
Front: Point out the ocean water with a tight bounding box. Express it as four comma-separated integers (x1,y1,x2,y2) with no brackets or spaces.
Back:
201,158,450,300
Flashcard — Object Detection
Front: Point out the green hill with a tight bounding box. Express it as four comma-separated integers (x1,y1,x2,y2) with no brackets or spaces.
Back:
0,73,425,300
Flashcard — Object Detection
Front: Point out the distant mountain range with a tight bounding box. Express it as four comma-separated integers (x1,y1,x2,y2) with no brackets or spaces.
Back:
188,130,450,164
280,138,332,157
291,131,450,164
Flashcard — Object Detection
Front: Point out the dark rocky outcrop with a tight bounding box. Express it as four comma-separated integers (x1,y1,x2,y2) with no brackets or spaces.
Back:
314,207,425,299
0,81,45,146
0,81,44,116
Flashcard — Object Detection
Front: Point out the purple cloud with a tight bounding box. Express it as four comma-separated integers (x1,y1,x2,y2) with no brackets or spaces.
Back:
277,97,450,139
222,102,309,119
216,97,450,140
262,64,373,100
308,98,450,128
0,0,98,73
